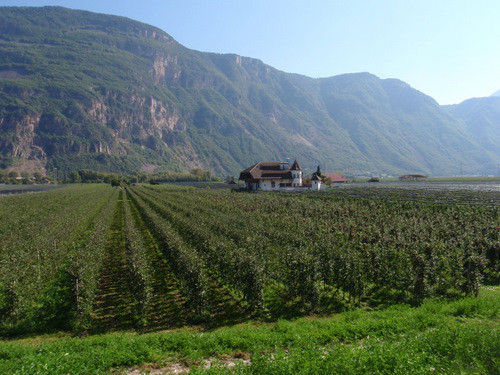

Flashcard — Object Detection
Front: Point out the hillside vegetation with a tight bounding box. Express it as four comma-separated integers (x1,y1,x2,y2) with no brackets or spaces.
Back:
1,6,499,176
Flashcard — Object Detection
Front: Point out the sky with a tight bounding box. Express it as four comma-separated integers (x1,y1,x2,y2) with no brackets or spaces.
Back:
1,0,499,105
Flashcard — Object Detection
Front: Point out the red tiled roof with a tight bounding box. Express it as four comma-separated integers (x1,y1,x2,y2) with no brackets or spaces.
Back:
323,173,348,182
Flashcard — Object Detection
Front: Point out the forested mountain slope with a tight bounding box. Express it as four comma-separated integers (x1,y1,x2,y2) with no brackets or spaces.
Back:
0,6,498,176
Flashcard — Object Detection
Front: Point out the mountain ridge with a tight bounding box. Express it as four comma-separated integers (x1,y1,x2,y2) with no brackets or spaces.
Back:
0,6,499,177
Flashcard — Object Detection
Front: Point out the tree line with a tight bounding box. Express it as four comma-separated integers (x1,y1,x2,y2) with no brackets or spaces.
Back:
0,168,219,185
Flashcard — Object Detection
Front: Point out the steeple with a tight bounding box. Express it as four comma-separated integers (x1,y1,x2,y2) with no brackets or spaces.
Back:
290,159,302,170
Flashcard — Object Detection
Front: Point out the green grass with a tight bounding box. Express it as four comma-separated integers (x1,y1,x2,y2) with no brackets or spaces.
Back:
0,287,498,374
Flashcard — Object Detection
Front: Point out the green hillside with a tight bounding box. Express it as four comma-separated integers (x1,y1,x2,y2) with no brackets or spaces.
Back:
444,97,500,175
0,6,498,176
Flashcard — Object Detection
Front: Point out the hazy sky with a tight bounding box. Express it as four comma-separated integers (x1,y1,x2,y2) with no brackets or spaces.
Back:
1,0,499,105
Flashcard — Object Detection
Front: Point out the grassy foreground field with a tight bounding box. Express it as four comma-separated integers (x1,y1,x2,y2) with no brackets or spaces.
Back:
0,183,498,373
0,288,498,374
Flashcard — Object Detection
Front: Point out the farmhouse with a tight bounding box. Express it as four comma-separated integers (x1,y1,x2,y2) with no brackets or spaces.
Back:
239,160,304,191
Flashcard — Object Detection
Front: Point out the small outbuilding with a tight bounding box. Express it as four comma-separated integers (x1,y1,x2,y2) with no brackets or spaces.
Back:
398,174,427,181
311,174,323,190
322,173,348,183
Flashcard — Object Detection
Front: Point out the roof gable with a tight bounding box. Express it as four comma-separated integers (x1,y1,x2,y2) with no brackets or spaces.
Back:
239,160,300,181
290,160,302,170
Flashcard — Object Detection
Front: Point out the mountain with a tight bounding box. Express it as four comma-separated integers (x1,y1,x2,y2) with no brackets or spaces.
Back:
444,97,500,174
0,6,498,177
491,90,500,97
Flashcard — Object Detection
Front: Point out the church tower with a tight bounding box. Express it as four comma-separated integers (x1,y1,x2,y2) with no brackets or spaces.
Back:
290,159,303,187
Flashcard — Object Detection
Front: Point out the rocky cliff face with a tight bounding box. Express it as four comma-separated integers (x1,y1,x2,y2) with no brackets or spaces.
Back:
1,113,44,159
151,53,182,85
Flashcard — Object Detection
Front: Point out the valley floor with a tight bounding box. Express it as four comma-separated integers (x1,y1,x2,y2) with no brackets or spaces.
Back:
0,183,499,373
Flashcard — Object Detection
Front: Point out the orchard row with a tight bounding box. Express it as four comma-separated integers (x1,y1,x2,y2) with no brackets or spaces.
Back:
0,184,498,334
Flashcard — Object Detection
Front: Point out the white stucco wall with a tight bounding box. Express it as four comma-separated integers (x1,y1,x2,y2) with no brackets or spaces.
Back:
260,180,295,191
312,180,321,190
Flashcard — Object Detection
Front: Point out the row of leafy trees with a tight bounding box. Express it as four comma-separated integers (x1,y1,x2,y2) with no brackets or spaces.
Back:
0,185,118,334
0,168,220,185
129,184,499,315
1,183,497,334
0,170,49,184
